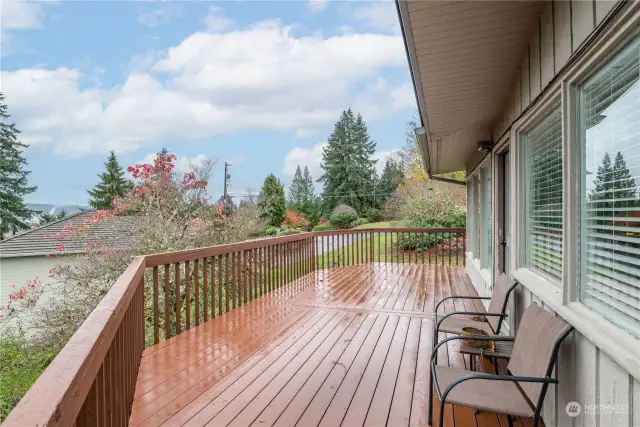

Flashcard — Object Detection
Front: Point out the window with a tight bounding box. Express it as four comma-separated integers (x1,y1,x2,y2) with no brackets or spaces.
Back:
466,167,492,270
524,106,563,284
467,179,475,255
481,166,492,270
578,35,640,337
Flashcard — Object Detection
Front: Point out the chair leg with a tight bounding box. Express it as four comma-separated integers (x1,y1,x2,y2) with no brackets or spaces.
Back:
429,329,439,426
492,356,499,374
428,369,434,425
507,415,514,427
439,397,447,427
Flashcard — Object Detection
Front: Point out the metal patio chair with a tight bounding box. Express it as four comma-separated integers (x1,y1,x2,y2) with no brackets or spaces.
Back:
433,273,517,340
429,303,574,427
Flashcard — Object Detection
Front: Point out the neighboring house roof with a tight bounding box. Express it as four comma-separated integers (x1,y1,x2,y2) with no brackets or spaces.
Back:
0,210,137,258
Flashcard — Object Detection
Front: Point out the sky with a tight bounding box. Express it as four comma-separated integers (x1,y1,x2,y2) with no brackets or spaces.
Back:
1,0,418,206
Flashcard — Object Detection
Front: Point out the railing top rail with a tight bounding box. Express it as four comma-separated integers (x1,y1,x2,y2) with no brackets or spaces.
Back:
312,227,466,236
144,232,313,267
1,256,146,427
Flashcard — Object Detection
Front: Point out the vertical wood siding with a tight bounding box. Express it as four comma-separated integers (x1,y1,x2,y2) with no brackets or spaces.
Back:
494,0,618,139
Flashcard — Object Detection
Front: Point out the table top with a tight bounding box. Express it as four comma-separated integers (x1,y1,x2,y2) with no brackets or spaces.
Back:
459,340,514,359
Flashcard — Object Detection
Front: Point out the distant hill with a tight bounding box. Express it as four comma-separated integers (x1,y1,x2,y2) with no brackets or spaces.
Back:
26,204,90,216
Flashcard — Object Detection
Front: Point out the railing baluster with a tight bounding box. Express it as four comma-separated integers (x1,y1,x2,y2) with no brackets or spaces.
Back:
185,260,191,331
212,257,220,319
224,254,233,312
152,266,159,344
194,259,200,325
164,264,170,339
174,262,181,334
203,258,209,321
217,256,223,315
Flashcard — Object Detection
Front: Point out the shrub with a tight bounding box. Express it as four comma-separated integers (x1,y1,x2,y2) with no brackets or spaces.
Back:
331,204,356,216
363,207,382,222
0,332,60,420
281,210,309,230
351,218,369,227
265,226,277,236
312,224,332,232
329,211,359,229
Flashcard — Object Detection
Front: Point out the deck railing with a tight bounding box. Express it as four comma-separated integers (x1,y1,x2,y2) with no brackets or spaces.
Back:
1,227,464,427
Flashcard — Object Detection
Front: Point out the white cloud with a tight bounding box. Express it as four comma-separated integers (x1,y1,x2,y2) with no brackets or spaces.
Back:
283,142,399,180
203,6,233,32
225,155,247,166
1,18,411,157
1,0,46,30
352,1,400,34
137,4,180,28
308,0,328,12
283,142,327,179
136,152,213,175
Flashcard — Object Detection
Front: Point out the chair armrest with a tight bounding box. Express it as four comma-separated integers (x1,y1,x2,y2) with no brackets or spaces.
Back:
434,296,491,314
430,335,515,365
435,311,507,335
433,369,558,401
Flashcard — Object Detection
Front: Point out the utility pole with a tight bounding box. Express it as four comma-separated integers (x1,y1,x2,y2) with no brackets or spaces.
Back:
223,162,231,199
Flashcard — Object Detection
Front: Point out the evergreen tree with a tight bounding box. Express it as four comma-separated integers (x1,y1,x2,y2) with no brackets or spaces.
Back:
88,151,133,210
319,109,377,215
377,158,404,206
288,166,305,212
300,166,316,218
258,174,286,226
0,94,37,238
612,151,639,207
39,212,56,226
589,152,614,211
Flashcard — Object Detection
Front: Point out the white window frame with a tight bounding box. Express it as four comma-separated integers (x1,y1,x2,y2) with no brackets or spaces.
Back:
466,156,493,289
511,87,564,307
509,4,640,380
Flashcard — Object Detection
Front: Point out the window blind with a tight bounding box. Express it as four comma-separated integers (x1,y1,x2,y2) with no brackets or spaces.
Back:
578,36,640,337
525,106,563,284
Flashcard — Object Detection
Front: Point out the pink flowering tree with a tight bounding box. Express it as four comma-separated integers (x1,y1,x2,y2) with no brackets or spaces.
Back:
1,153,265,345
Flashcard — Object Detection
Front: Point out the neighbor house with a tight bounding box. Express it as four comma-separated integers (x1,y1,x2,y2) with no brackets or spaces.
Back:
398,0,640,425
0,210,134,305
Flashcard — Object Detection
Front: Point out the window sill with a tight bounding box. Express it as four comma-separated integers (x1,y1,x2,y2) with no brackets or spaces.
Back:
512,268,640,381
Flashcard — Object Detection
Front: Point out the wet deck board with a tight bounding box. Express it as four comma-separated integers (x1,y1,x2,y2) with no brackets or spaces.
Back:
130,264,536,427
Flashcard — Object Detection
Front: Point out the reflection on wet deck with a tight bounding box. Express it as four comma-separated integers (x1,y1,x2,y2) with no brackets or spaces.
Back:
129,264,525,427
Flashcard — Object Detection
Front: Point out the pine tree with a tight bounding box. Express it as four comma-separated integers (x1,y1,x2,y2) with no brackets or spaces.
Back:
0,94,37,238
288,166,305,212
612,151,638,207
88,151,132,210
258,174,286,226
589,152,614,216
300,166,316,218
377,158,404,206
319,109,377,215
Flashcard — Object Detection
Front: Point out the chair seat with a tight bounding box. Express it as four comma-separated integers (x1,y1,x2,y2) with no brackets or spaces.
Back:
434,365,534,418
436,315,495,335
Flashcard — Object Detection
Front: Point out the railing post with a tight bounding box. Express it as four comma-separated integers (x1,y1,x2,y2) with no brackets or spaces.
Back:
369,231,374,265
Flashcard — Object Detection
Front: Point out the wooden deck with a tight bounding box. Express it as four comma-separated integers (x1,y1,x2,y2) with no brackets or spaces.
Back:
129,264,533,427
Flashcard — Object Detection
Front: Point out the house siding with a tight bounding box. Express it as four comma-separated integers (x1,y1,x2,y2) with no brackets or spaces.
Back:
0,256,80,306
466,2,638,426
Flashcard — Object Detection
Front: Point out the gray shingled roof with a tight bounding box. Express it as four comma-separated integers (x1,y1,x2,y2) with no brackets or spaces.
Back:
0,210,137,258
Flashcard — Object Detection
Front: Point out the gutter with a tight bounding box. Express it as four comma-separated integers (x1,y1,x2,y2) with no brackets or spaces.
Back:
395,0,435,177
429,175,466,186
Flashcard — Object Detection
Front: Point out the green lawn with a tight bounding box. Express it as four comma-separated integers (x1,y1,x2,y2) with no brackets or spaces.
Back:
351,220,402,229
0,336,60,421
